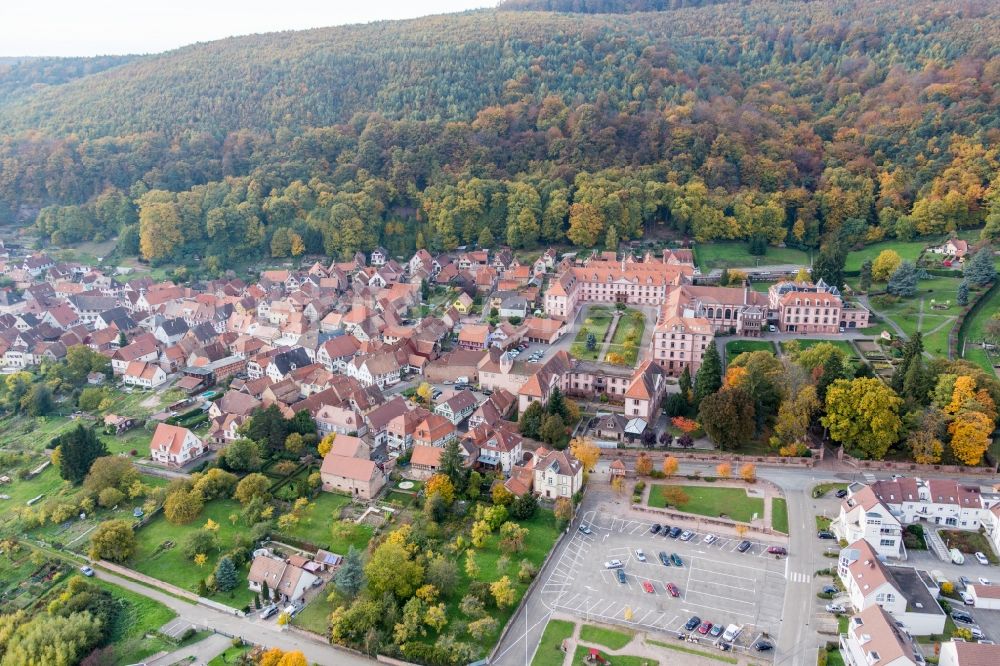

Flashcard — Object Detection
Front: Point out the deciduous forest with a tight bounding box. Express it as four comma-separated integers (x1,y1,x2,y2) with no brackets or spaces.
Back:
0,0,998,268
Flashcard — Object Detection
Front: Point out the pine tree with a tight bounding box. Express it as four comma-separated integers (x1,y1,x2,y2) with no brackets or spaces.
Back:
57,425,108,485
334,546,365,598
964,247,997,287
679,366,693,402
546,386,567,419
215,556,238,592
518,401,544,439
887,261,919,296
902,354,932,406
812,244,846,289
439,438,467,493
957,280,969,306
694,344,722,404
859,259,873,292
261,579,270,602
891,332,923,393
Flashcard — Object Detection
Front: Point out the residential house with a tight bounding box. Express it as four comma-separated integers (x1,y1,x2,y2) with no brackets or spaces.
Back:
414,414,458,449
458,324,490,351
839,606,921,666
320,449,385,500
149,424,206,467
349,353,401,389
532,448,583,499
247,552,319,604
939,641,1000,666
454,292,474,314
434,390,479,425
831,483,905,559
409,445,444,479
122,361,167,389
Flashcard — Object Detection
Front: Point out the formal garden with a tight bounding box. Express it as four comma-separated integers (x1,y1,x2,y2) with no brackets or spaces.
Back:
569,306,645,366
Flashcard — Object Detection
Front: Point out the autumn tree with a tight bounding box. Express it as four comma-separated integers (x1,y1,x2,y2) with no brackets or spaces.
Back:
425,473,456,505
771,385,819,450
366,538,424,598
490,575,516,608
662,456,678,476
164,487,204,524
234,473,271,506
871,249,902,281
698,388,754,450
715,462,732,478
569,437,600,477
416,382,434,407
739,463,756,483
822,378,903,460
554,497,573,525
659,486,689,508
567,202,604,247
949,410,993,466
89,519,136,562
635,452,653,476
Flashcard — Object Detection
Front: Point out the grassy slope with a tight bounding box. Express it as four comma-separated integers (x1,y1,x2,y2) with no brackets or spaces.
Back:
772,498,789,534
531,619,576,666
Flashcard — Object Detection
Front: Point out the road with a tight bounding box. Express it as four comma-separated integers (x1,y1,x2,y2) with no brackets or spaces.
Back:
91,567,376,666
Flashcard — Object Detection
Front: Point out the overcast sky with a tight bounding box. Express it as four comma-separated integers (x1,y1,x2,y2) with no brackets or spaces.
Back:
0,1,496,57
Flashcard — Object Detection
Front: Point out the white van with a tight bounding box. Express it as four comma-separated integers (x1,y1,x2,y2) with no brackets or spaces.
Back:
951,548,966,565
722,624,743,642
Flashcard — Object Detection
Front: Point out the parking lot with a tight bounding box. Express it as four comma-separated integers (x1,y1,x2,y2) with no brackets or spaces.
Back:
540,509,789,656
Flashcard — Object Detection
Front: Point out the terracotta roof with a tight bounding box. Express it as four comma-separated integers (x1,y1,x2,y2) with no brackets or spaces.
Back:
328,434,367,458
416,414,456,442
410,445,443,468
320,454,379,482
848,605,916,665
150,423,197,456
948,641,1000,665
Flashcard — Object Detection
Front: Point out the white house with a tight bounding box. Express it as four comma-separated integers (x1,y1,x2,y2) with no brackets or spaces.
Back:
122,361,167,389
840,605,921,666
149,424,206,467
967,583,1000,609
247,552,319,604
434,390,479,425
838,539,946,636
832,484,905,559
532,449,583,499
348,354,401,389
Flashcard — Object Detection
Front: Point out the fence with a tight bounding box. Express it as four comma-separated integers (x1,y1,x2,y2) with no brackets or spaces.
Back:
605,447,817,468
839,449,998,475
630,504,784,540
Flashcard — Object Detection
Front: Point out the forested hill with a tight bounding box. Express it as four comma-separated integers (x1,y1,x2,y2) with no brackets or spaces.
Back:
0,55,138,102
1,0,999,272
498,0,733,13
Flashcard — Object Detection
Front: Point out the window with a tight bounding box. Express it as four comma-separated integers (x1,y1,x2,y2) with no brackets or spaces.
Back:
880,539,895,547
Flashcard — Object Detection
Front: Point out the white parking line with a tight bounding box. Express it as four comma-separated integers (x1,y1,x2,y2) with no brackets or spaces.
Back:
688,578,757,595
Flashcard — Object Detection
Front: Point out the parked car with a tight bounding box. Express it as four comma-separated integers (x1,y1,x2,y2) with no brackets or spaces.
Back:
826,604,847,614
260,604,279,619
971,627,986,640
698,622,713,635
616,569,627,584
737,540,752,553
818,531,836,539
605,559,624,569
79,566,94,577
684,617,701,631
660,524,672,536
680,530,694,541
666,583,680,597
642,581,655,594
704,533,718,544
979,577,992,586
952,611,975,624
836,489,849,498
962,591,975,605
635,549,647,562
668,527,682,538
710,625,724,638
671,553,683,567
977,552,990,566
658,552,671,566
754,641,774,652
822,585,838,594
961,576,972,587
767,546,788,556
650,523,661,534
578,524,592,535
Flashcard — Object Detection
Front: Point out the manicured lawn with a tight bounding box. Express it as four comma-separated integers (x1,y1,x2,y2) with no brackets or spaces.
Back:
131,499,255,608
648,485,764,523
939,529,999,564
603,310,645,366
570,312,614,361
571,646,656,666
276,492,355,548
579,624,633,650
867,274,967,358
647,639,738,664
959,283,1000,373
292,588,335,635
725,340,775,360
208,645,253,666
826,648,846,666
750,280,775,293
816,516,832,531
531,619,576,666
771,498,789,534
695,243,809,271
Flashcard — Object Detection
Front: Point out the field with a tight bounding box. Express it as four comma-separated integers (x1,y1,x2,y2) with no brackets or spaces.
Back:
959,283,1000,373
868,275,965,358
772,498,788,534
725,340,776,360
131,499,255,608
694,243,809,271
648,485,764,523
843,239,930,273
532,619,576,666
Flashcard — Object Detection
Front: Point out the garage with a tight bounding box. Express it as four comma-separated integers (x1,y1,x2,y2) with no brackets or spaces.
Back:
969,584,1000,609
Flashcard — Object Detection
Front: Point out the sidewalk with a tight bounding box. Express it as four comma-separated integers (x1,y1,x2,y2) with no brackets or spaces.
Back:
145,633,231,666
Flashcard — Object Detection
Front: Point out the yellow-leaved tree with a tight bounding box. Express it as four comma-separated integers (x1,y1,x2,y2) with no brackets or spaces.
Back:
949,410,993,465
